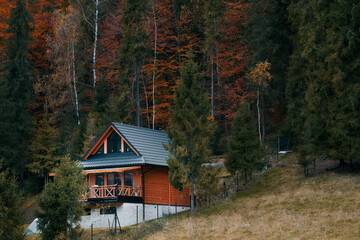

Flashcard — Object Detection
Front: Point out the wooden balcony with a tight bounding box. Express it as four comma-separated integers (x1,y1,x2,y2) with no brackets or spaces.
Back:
81,185,142,202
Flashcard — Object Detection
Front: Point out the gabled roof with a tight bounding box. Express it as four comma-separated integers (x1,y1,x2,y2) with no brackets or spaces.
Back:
80,122,170,169
112,122,170,166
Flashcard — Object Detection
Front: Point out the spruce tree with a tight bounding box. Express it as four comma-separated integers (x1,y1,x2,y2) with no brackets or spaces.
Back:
225,103,263,189
37,156,85,240
119,0,149,126
165,57,216,216
0,164,24,240
287,0,360,166
28,114,60,185
0,0,34,178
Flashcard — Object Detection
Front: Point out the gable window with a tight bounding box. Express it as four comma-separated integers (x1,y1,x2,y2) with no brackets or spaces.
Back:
107,173,121,186
124,172,133,186
95,174,104,186
124,142,133,153
107,132,121,153
96,144,104,155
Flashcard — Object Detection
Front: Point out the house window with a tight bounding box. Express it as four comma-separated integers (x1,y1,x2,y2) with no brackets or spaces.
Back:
107,173,121,185
100,207,116,215
95,174,104,186
107,132,121,153
124,172,133,186
124,142,133,153
96,144,104,155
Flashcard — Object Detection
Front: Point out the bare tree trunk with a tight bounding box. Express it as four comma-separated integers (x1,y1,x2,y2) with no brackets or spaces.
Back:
72,42,80,125
211,56,214,117
141,73,150,128
216,47,220,84
257,87,262,145
92,0,99,102
136,56,140,127
68,45,75,106
190,182,195,216
152,4,157,130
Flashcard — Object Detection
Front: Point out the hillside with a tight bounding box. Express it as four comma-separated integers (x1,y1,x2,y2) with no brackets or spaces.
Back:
25,155,360,240
141,156,360,240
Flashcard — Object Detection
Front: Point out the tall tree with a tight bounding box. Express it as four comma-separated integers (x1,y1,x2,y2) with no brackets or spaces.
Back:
216,0,249,131
37,156,85,240
28,114,60,185
0,164,24,240
78,0,111,101
165,57,216,216
249,60,272,145
203,0,224,117
225,103,263,189
45,7,81,125
0,0,34,177
246,0,291,127
287,0,360,166
119,0,149,126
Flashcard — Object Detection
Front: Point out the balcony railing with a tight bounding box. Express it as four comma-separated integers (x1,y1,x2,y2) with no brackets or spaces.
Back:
81,185,142,200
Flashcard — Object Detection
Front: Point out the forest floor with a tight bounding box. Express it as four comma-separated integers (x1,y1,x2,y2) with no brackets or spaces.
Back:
25,154,360,239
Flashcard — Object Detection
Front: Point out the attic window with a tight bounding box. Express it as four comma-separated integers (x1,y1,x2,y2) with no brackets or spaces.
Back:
96,144,104,155
124,142,133,153
107,132,121,153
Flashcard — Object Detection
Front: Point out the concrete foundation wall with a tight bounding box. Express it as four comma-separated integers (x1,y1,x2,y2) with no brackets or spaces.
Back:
80,203,190,229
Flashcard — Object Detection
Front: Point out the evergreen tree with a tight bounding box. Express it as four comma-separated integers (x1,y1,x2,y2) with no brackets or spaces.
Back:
165,57,216,216
287,0,360,166
0,164,24,240
246,0,292,130
203,0,224,117
119,0,149,126
225,103,263,190
37,156,85,240
28,114,60,185
0,0,34,178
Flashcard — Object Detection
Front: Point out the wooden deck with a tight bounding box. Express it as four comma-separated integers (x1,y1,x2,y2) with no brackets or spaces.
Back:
82,185,142,200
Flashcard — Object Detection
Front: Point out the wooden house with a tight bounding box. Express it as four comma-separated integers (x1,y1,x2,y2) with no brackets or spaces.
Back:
79,122,190,228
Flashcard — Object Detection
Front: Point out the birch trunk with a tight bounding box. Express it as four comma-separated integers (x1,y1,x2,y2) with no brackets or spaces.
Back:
68,44,75,106
72,42,80,126
152,5,157,130
92,0,99,101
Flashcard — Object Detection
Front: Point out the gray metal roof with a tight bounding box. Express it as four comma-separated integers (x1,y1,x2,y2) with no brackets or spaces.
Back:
80,152,144,169
112,123,170,166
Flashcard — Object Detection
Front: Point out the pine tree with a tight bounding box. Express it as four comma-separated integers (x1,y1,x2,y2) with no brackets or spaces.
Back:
37,156,85,240
28,114,60,185
225,103,263,190
0,0,34,178
165,57,216,216
119,0,149,126
287,0,360,167
0,164,24,240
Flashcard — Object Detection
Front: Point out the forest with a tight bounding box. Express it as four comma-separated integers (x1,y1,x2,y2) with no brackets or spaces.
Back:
0,0,359,198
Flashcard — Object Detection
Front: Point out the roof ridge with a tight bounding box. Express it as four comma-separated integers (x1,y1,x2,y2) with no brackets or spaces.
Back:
111,122,167,134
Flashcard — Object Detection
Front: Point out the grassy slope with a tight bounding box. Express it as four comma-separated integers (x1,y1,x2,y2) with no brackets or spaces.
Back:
145,156,360,240
26,155,360,239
